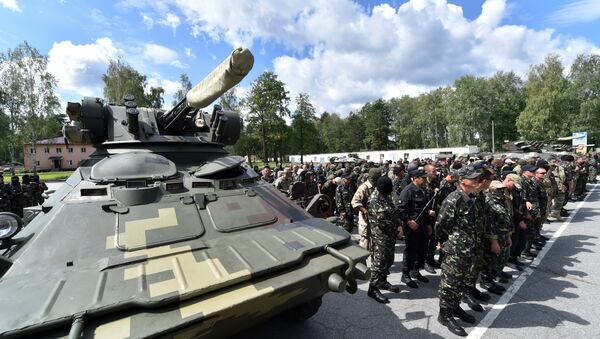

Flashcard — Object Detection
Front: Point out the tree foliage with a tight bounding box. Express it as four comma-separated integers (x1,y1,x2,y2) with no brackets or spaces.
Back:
173,73,192,106
0,41,61,170
243,71,290,163
102,59,164,108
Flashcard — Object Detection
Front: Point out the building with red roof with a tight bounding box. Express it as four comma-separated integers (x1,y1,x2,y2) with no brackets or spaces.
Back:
23,137,95,171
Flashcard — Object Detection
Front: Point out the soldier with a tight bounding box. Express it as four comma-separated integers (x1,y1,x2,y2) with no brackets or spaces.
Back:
520,164,540,259
10,175,24,217
320,174,337,205
352,168,381,249
260,167,274,184
21,174,35,208
550,158,566,221
435,164,486,336
397,168,434,288
0,176,14,213
31,174,48,206
423,164,441,273
391,164,406,198
367,176,401,304
274,168,293,195
335,174,355,233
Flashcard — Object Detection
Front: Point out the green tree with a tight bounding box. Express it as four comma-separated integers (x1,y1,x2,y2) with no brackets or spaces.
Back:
0,41,60,172
315,112,345,153
487,71,525,151
243,71,290,164
291,93,316,163
568,54,600,144
416,87,450,148
359,99,391,151
220,88,240,111
102,59,164,108
172,73,192,106
517,54,575,139
447,75,492,148
147,86,165,109
389,95,424,149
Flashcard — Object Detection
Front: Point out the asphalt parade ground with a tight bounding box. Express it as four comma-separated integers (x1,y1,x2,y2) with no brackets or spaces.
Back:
238,182,600,338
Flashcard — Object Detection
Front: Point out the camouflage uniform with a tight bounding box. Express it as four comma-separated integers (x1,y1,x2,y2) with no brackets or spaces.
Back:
482,185,512,280
521,175,539,253
551,163,567,219
0,181,14,213
435,186,485,311
274,176,293,195
335,183,355,232
589,158,598,183
368,189,400,285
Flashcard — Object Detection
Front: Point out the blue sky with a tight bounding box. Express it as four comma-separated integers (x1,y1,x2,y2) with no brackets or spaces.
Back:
1,0,599,115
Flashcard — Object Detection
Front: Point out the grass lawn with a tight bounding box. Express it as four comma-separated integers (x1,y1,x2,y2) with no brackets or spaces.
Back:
2,171,73,182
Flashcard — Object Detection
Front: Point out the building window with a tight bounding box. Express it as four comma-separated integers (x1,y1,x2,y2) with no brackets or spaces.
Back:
67,160,73,166
366,155,370,160
404,153,409,159
44,147,50,153
67,147,73,153
380,154,385,160
29,148,34,154
36,161,40,166
56,147,62,153
81,147,87,153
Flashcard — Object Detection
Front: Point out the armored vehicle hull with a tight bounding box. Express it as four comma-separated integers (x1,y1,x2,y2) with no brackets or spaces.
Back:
0,47,370,338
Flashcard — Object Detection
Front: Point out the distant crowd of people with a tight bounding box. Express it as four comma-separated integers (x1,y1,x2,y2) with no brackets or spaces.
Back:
256,152,599,337
0,174,48,217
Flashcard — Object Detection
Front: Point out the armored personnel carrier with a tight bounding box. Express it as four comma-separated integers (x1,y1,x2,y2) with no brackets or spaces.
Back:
0,47,370,338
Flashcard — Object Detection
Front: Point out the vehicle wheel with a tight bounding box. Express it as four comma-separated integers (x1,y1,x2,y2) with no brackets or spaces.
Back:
283,296,323,321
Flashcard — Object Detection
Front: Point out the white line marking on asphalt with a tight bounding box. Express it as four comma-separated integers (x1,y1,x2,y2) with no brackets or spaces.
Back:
467,185,598,339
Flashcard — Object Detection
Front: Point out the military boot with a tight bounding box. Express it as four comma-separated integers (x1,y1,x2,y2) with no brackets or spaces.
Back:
401,272,418,288
410,269,429,283
376,280,400,293
367,284,390,304
438,308,467,337
480,278,505,295
462,293,484,312
466,286,490,302
454,306,476,324
423,262,437,274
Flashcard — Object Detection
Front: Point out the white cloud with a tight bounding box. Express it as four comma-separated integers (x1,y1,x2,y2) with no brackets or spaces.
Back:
549,0,600,25
142,43,185,68
155,0,599,114
184,47,195,58
0,0,21,12
47,38,120,97
159,12,181,35
141,12,154,29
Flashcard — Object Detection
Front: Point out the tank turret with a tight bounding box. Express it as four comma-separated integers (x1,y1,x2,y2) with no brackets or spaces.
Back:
0,47,369,339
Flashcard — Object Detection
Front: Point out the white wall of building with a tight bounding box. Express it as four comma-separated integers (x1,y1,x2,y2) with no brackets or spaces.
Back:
289,146,480,164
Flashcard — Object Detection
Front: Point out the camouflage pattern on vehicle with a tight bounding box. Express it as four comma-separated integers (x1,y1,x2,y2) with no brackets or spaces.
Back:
0,47,370,338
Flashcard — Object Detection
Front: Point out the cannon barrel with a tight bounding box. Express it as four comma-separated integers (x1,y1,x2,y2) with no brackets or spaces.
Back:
187,47,254,108
159,47,254,132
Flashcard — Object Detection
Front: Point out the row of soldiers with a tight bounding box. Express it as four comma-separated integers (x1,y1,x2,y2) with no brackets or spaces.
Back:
0,174,48,217
260,152,597,337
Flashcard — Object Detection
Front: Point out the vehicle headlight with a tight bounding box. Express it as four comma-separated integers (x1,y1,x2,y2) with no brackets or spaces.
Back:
0,213,22,240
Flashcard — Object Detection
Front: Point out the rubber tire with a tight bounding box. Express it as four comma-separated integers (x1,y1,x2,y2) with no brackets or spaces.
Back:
283,296,323,321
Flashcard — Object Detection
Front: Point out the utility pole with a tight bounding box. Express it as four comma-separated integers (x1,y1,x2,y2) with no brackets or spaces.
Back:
491,119,495,153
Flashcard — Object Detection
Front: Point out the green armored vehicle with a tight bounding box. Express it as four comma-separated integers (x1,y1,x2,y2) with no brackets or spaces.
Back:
0,47,370,338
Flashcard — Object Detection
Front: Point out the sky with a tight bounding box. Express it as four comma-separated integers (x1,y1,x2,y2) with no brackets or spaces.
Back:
1,0,600,116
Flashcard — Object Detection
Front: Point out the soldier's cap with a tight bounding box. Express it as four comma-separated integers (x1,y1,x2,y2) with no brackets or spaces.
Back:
504,158,515,164
522,164,538,173
392,166,404,175
409,168,428,178
326,174,335,180
282,168,292,174
457,164,486,179
368,168,382,183
490,180,505,189
536,159,549,170
341,173,352,179
560,154,575,162
505,173,522,189
406,163,419,172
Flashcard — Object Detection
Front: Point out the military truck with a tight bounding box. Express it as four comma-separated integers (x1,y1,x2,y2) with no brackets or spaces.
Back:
0,47,370,338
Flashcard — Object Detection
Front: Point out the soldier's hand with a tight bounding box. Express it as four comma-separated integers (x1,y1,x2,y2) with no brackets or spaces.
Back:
358,206,368,218
407,220,419,230
519,220,527,230
490,240,501,255
427,225,433,236
526,201,533,211
428,209,436,217
508,235,513,247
